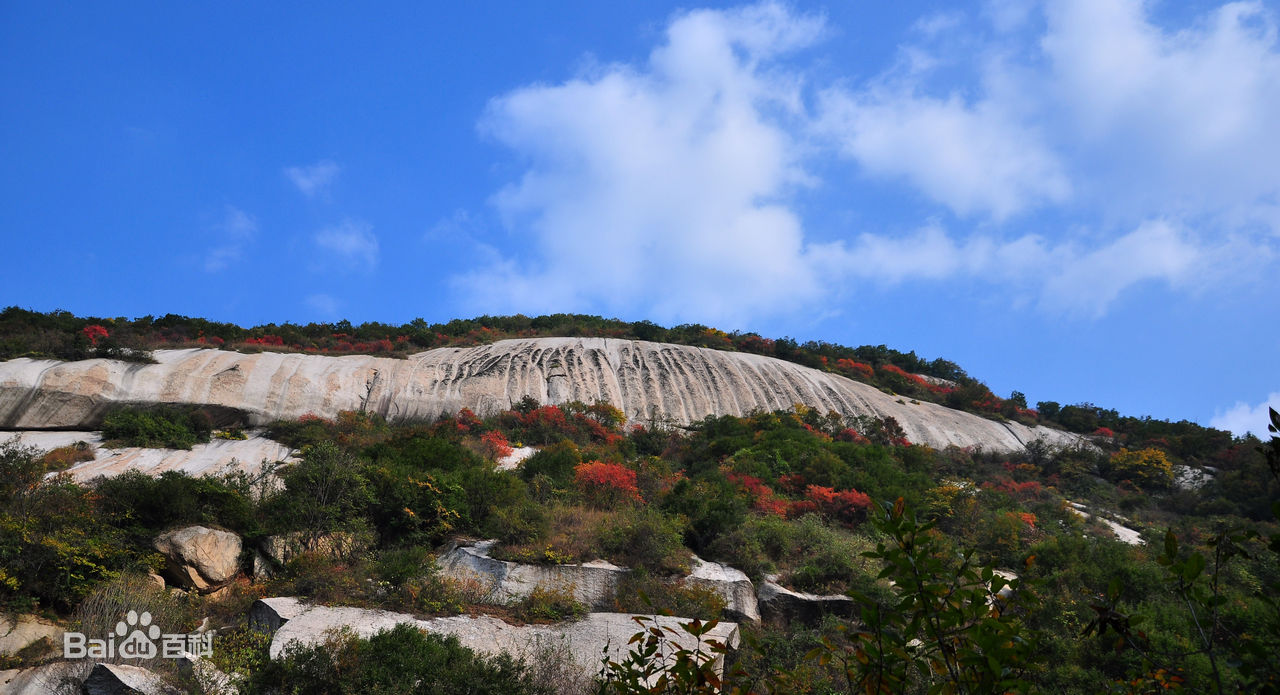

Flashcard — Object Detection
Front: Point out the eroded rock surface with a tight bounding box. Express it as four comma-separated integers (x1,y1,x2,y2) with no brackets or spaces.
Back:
153,526,242,593
0,339,1082,453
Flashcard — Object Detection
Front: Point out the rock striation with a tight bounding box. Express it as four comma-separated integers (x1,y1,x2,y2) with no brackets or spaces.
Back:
0,338,1082,452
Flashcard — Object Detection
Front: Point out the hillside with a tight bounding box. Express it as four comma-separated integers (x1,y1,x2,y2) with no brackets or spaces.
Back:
0,311,1276,694
0,338,1079,453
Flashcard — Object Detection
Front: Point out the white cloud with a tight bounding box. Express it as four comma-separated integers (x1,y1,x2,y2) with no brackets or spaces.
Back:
1040,0,1280,219
285,160,340,198
1211,392,1280,437
1039,221,1202,316
817,86,1070,220
456,3,830,324
455,1,1279,324
204,206,257,272
314,219,379,271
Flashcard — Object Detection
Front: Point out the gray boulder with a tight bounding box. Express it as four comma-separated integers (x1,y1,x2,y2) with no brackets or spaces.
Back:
82,663,175,695
153,526,241,593
436,540,627,610
758,577,855,625
681,556,759,622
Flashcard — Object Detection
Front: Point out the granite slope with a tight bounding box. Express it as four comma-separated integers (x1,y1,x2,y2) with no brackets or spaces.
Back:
0,338,1081,452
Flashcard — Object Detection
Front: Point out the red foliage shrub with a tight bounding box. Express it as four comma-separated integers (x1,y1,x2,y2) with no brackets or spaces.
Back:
835,427,870,444
835,358,875,380
727,472,788,517
478,430,514,460
82,324,108,346
795,484,872,525
574,461,641,505
1093,426,1115,438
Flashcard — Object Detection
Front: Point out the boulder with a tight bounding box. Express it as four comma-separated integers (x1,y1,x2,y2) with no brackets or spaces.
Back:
82,663,175,695
436,540,627,610
249,597,309,634
0,613,61,658
267,601,740,682
681,556,759,622
153,526,241,593
758,577,855,625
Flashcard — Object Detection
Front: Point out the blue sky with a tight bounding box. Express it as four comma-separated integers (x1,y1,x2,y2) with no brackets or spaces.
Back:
2,1,1278,434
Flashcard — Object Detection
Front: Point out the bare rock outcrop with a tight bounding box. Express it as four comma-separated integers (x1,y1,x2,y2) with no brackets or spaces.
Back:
266,601,739,682
682,557,759,622
758,576,856,625
153,526,241,593
436,540,626,609
0,339,1082,453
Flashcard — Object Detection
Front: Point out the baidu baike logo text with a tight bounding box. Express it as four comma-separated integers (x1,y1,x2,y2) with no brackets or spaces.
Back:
63,610,213,660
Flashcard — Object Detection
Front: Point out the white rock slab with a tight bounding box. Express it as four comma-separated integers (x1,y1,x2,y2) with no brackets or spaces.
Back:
0,430,291,482
268,602,739,682
0,339,1086,453
1067,502,1145,546
495,446,537,472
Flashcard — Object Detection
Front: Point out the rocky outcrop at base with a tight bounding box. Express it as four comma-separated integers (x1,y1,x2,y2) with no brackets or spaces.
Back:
0,339,1084,453
153,526,242,593
758,577,856,625
436,540,627,609
263,600,740,682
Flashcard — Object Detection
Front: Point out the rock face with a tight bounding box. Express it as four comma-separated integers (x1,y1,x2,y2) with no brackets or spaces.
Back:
265,601,739,682
0,339,1081,453
758,577,856,625
436,540,627,609
153,526,242,592
682,557,760,623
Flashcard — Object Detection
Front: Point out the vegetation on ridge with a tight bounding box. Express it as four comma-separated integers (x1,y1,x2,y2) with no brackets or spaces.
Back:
0,307,1238,451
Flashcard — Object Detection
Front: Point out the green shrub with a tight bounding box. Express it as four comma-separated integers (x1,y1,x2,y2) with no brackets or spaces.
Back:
248,623,552,694
513,585,587,623
265,441,373,546
599,506,689,575
94,470,259,543
612,571,726,621
0,441,140,611
100,405,213,449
